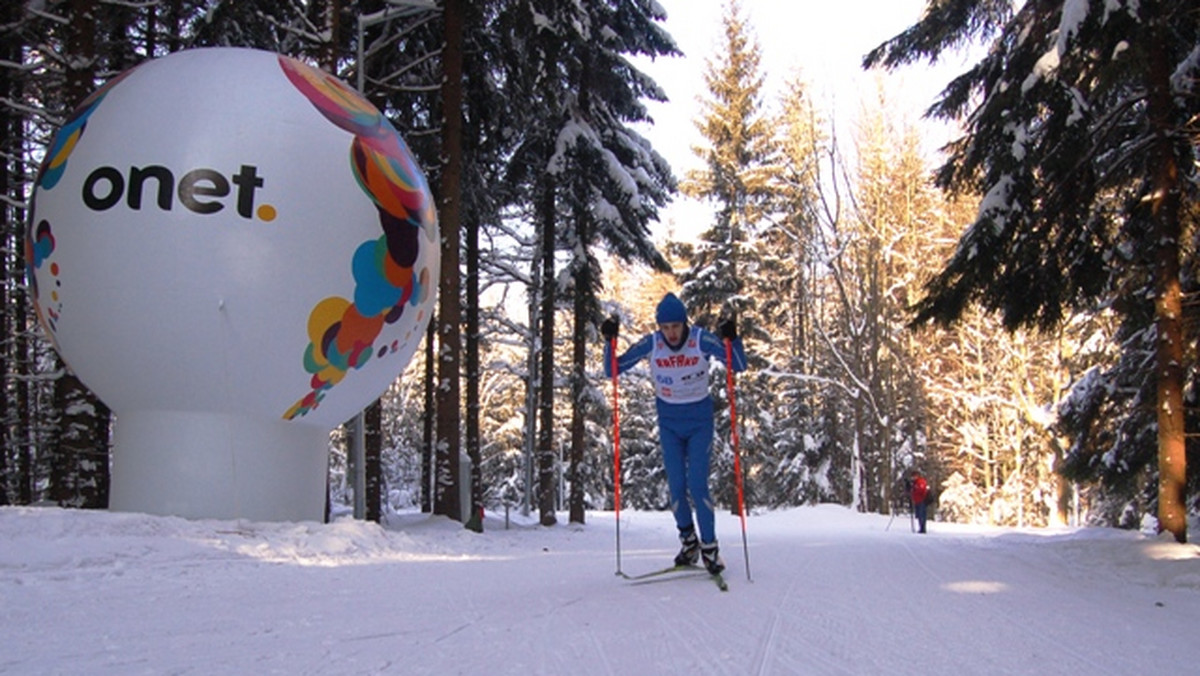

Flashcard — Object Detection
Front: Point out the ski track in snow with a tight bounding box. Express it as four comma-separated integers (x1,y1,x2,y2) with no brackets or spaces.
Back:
896,535,1098,674
2,504,1199,675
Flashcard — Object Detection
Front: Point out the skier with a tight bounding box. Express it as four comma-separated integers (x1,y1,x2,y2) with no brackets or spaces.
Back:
909,469,929,534
601,292,747,576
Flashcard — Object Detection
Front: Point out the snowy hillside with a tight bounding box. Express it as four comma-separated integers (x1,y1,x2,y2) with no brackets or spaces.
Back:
3,505,1198,675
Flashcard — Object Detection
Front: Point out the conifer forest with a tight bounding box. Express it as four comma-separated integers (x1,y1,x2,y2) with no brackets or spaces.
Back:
2,0,1197,541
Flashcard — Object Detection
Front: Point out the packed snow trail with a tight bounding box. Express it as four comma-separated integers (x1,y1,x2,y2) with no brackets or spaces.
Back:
2,505,1198,675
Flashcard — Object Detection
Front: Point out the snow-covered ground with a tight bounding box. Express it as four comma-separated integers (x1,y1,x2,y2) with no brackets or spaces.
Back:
3,504,1198,675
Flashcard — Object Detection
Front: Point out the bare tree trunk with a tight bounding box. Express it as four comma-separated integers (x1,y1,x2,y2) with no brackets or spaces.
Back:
51,370,90,506
568,233,589,524
65,0,96,100
0,0,17,506
365,398,382,522
568,311,587,523
522,269,539,518
1146,24,1186,543
433,0,464,522
83,400,110,508
166,0,184,53
48,0,110,508
314,0,341,74
537,176,557,527
421,317,434,513
461,1,482,529
464,170,482,533
14,246,30,505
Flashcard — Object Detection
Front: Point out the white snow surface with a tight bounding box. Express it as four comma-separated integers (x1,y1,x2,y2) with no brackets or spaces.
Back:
3,504,1199,675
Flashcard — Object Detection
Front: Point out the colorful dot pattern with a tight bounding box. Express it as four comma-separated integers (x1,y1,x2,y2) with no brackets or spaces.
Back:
277,56,436,421
26,69,134,348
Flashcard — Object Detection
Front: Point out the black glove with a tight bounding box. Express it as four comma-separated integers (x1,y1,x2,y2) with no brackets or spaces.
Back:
601,316,619,340
718,318,737,341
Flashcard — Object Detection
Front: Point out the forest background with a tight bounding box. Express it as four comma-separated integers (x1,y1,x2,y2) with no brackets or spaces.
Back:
2,1,1197,538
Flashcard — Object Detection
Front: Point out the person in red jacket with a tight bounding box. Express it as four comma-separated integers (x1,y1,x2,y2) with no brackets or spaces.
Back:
909,470,929,534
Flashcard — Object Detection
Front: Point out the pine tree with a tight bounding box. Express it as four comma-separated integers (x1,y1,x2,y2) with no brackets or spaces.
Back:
487,0,676,526
831,95,938,512
678,0,777,328
759,76,824,506
867,0,1199,541
552,0,676,524
490,0,571,527
678,0,780,513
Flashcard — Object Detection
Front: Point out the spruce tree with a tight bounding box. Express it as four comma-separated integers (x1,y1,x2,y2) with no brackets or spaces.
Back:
493,0,575,527
679,0,780,512
553,0,676,524
758,76,823,506
492,0,677,526
678,0,778,328
867,0,1199,540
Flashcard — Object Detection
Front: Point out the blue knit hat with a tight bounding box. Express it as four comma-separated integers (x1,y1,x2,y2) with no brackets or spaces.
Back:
656,293,688,324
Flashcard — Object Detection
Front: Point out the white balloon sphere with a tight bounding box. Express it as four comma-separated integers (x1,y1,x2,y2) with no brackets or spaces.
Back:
27,47,438,521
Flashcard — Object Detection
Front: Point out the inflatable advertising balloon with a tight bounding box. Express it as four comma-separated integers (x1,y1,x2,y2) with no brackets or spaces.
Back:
27,47,439,521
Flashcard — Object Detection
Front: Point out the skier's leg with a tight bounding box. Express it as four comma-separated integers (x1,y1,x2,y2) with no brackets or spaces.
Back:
684,416,717,544
659,422,693,531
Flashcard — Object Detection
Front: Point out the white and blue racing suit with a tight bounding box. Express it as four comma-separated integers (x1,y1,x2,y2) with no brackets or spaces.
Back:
604,324,747,544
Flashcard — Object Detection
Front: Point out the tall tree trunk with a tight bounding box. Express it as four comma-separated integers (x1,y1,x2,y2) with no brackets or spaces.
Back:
314,0,341,73
568,284,587,524
433,0,464,522
51,370,93,506
14,233,30,505
51,0,109,508
65,0,96,101
166,0,184,54
568,211,591,525
522,269,539,518
464,192,483,533
364,398,382,522
421,317,434,513
85,400,110,508
461,0,482,531
537,176,557,526
1146,25,1186,543
0,0,18,506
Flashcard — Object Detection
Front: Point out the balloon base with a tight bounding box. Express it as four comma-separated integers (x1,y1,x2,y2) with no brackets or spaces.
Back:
109,410,329,522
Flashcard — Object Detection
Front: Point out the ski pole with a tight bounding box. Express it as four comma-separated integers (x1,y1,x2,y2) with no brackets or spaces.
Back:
611,335,623,576
724,337,751,581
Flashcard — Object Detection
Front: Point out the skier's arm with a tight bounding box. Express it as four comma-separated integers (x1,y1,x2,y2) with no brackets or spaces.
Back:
699,328,747,372
603,333,653,377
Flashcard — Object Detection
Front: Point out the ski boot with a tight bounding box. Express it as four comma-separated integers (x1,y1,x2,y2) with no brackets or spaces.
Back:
701,541,725,575
674,527,700,567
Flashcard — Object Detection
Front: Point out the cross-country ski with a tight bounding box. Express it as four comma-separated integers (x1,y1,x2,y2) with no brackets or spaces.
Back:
620,564,729,591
